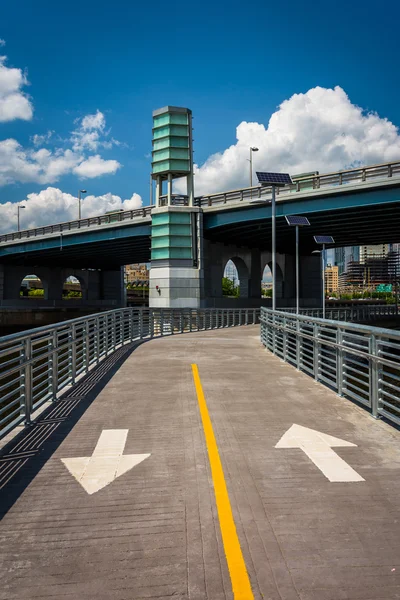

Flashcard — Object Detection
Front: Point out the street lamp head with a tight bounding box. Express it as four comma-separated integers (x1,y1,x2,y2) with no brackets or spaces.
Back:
80,189,87,194
251,147,259,152
19,205,26,209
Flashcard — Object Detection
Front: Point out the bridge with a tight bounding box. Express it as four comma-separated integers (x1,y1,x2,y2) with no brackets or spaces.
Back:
0,159,400,311
1,307,400,599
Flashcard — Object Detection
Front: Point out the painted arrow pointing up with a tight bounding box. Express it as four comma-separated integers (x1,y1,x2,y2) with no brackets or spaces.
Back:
275,424,364,482
61,429,150,495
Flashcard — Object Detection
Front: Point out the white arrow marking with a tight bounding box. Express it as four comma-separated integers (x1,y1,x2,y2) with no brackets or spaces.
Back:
275,424,365,482
61,429,150,495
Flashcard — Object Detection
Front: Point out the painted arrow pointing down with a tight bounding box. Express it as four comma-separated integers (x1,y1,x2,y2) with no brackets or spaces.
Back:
275,424,365,482
61,429,150,495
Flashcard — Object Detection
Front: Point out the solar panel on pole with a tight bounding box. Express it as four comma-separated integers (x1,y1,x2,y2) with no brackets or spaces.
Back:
256,172,293,187
314,235,335,244
285,215,311,227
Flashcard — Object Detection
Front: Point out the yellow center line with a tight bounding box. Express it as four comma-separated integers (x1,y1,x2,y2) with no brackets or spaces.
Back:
191,364,254,600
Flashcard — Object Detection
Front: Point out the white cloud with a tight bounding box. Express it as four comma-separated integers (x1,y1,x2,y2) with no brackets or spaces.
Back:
0,39,5,47
178,86,400,196
71,110,120,152
0,139,83,185
81,110,105,131
73,154,121,178
0,111,122,186
0,187,142,233
31,130,54,146
0,54,33,122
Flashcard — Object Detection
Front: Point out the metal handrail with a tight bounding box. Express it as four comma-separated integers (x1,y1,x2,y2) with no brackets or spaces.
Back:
196,160,400,206
283,305,398,321
0,206,153,244
260,307,400,427
0,307,260,440
1,160,400,243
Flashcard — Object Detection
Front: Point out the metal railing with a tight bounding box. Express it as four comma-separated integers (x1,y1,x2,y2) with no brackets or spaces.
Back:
196,160,400,207
284,305,398,322
260,307,400,426
0,307,259,440
0,206,152,244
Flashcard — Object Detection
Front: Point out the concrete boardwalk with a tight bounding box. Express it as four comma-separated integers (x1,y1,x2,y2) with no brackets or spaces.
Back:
1,326,400,599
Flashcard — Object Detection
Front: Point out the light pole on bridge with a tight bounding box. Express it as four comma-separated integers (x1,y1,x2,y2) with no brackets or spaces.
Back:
78,189,87,220
248,147,259,198
17,205,26,232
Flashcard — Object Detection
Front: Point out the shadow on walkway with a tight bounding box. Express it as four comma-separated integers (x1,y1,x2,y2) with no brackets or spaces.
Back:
0,341,145,518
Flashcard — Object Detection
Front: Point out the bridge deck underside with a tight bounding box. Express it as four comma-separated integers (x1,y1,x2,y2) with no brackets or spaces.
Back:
204,200,400,253
0,235,151,269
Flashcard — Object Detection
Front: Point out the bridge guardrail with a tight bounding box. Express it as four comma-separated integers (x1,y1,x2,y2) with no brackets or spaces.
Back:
196,160,400,207
0,307,260,441
1,161,400,244
260,307,400,427
0,206,153,244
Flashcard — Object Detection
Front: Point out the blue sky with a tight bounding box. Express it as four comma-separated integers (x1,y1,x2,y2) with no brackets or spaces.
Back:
1,0,400,229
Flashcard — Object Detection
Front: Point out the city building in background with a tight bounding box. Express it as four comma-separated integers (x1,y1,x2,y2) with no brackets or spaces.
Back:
334,246,360,274
125,264,149,285
325,265,339,293
334,246,400,293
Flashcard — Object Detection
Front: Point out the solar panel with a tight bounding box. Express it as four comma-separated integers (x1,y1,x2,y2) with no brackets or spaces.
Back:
314,235,335,244
256,172,293,186
285,215,310,226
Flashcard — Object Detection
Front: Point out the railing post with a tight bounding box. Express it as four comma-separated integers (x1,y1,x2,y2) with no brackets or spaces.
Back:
272,312,276,354
160,309,164,336
96,316,101,363
283,315,287,362
24,338,33,425
370,334,380,418
70,324,77,383
111,312,116,351
84,319,90,373
313,322,319,381
150,310,154,338
296,317,300,369
138,309,143,339
51,330,58,400
337,328,343,396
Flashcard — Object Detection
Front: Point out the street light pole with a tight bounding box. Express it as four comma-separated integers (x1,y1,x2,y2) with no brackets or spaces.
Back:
251,171,293,311
249,147,259,199
313,236,335,319
271,185,276,310
296,225,300,314
322,243,326,319
78,189,87,220
17,205,26,232
286,215,310,314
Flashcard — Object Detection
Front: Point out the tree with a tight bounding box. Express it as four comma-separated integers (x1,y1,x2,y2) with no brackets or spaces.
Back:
222,277,239,297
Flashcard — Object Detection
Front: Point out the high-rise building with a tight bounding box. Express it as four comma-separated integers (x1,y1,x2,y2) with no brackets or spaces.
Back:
334,246,360,274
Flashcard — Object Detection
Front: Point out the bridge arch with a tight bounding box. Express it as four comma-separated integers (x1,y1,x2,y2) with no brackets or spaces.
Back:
222,257,250,298
62,275,83,300
261,261,284,299
20,273,48,299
